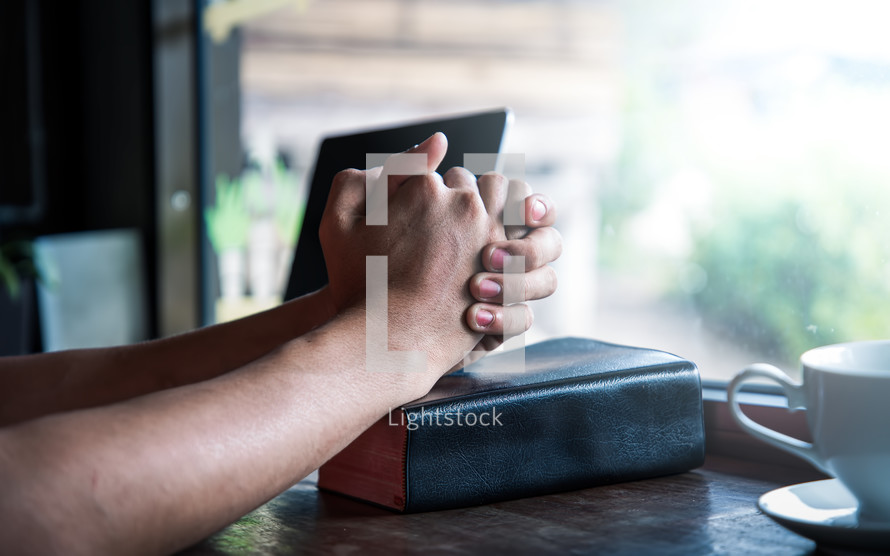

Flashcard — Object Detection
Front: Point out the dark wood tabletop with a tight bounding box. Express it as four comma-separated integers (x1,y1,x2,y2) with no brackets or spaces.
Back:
179,456,832,555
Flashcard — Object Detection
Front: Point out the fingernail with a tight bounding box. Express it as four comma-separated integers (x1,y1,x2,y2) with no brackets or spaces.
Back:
475,309,494,327
479,279,501,299
490,248,509,270
532,200,546,221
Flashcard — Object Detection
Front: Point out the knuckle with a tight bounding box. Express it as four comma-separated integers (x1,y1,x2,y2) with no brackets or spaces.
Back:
332,168,363,188
456,188,484,216
504,304,532,336
508,178,531,192
481,172,509,188
401,173,440,203
415,173,440,195
443,166,471,182
546,266,559,294
526,240,544,269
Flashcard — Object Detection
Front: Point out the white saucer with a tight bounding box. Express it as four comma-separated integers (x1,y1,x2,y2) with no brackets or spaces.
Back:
759,479,890,551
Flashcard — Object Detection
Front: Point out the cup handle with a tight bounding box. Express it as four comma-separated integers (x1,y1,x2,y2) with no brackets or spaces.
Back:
728,363,828,473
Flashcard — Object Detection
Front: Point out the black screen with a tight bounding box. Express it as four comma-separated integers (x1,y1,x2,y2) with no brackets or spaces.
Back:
0,0,37,223
283,108,511,300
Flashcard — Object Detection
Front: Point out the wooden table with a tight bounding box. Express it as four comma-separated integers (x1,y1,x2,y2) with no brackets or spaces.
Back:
180,456,829,555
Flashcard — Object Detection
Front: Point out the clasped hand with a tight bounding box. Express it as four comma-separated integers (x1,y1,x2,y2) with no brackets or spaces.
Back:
319,132,562,375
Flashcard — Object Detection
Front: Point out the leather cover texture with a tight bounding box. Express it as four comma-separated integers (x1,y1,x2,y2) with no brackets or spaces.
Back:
400,337,705,512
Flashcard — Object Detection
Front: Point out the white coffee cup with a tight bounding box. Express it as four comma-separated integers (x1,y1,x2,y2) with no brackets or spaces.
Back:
728,340,890,523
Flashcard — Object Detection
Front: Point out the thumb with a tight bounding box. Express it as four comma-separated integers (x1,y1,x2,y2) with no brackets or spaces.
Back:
385,132,448,192
408,131,448,171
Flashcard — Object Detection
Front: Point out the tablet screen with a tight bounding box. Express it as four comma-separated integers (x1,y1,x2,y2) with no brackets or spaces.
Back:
283,108,512,301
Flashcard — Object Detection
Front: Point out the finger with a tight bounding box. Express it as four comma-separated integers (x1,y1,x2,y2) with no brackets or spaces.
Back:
394,172,446,209
524,193,557,228
503,179,531,231
452,331,522,372
446,342,496,373
452,341,497,371
326,168,368,224
466,303,533,337
442,166,478,192
386,132,449,193
477,172,509,220
474,335,505,354
413,131,448,170
482,226,563,272
504,192,558,240
469,265,558,303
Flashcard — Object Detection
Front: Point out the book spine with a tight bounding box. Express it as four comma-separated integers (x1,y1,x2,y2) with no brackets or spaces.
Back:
402,362,704,512
317,413,409,511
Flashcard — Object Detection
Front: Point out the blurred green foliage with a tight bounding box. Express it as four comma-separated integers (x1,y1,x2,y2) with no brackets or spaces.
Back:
205,157,305,255
204,174,251,253
0,240,38,299
603,71,890,363
688,165,890,361
272,160,304,248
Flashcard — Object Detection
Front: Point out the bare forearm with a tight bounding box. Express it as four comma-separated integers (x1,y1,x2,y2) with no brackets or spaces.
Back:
0,288,337,427
0,309,434,556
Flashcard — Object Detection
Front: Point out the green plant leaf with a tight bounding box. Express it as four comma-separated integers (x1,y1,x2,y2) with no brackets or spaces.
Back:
205,174,251,252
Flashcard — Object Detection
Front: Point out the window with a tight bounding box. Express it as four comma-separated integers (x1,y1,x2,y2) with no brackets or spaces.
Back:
199,0,890,383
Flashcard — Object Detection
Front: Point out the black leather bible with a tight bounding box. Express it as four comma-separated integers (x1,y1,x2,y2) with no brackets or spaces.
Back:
318,337,705,512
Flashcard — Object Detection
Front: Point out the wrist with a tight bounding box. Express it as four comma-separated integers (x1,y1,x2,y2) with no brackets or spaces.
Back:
308,285,339,329
309,307,442,405
278,286,339,339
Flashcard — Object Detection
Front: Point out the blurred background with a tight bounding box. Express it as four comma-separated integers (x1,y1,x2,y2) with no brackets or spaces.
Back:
3,0,889,383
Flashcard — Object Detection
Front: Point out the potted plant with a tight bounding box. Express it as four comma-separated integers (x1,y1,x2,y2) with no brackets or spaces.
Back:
273,158,304,293
204,175,250,300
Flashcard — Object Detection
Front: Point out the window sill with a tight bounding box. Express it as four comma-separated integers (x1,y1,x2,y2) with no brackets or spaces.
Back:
702,386,826,480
